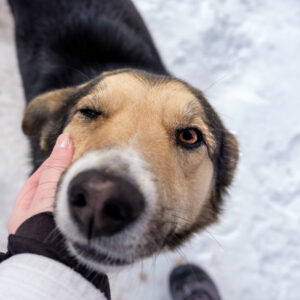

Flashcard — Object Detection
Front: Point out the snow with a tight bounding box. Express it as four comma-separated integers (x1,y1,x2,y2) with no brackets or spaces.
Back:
1,0,300,299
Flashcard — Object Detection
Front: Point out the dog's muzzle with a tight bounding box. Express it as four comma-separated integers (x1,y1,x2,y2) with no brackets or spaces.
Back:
68,169,145,238
55,147,157,267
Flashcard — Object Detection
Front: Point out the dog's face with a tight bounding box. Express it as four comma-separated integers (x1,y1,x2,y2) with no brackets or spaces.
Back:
23,69,238,271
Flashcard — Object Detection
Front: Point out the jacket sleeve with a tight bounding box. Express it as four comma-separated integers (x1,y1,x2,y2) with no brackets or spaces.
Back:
0,253,108,300
0,213,110,299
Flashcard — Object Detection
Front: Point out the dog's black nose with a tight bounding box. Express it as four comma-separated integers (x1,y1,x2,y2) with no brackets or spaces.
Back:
68,170,145,238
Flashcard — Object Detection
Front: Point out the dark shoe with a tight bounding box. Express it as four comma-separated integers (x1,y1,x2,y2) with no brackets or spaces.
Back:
169,264,221,300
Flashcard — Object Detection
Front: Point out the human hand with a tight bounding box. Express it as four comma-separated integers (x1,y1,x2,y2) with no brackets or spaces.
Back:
8,134,74,234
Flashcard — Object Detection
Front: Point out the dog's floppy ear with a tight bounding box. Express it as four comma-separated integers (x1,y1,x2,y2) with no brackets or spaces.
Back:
22,87,75,137
196,129,238,230
22,78,98,152
214,130,239,209
22,86,81,153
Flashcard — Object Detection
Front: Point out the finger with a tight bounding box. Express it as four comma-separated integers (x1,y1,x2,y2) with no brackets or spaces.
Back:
23,133,72,194
44,134,74,170
8,134,74,234
32,134,74,211
13,160,48,210
8,160,48,234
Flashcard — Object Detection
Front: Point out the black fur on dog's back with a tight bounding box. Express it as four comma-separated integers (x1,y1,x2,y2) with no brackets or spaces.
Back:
9,0,168,102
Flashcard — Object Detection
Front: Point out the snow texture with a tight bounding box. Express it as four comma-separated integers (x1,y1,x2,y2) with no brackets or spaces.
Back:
1,0,300,299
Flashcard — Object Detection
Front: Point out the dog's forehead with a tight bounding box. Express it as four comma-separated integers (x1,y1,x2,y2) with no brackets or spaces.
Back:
71,71,217,151
78,71,206,120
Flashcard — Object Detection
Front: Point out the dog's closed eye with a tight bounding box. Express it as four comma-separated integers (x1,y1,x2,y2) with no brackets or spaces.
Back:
78,108,102,120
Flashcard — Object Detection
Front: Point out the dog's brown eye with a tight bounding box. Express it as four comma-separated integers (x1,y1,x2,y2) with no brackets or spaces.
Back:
78,108,101,120
177,128,203,149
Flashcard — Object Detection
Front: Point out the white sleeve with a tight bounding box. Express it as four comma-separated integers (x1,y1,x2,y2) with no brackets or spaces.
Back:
0,254,107,300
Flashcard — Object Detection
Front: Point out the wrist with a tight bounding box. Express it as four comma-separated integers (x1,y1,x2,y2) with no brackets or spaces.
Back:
7,213,110,299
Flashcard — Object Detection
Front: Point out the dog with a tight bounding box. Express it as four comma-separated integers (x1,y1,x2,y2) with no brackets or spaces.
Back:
9,0,239,271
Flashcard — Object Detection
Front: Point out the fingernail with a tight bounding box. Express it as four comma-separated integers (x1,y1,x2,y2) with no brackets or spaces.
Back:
55,134,72,149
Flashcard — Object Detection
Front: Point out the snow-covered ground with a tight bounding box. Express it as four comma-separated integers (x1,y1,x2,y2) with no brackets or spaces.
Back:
1,0,300,299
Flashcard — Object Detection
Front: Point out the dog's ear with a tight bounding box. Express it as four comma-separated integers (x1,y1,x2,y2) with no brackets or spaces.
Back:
22,86,80,153
22,87,75,137
196,130,238,230
214,130,239,209
22,78,98,152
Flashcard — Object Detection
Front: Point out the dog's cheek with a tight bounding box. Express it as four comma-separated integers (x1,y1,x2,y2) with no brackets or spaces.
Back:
62,122,89,161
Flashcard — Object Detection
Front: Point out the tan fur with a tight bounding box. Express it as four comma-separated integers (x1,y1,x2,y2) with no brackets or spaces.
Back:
63,72,215,233
23,70,239,255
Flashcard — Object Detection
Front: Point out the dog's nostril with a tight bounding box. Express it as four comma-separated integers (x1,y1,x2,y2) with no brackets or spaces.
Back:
68,169,145,237
103,201,129,221
70,190,87,207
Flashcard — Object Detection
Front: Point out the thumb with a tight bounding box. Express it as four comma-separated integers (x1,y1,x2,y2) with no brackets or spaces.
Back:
43,134,74,172
32,134,74,212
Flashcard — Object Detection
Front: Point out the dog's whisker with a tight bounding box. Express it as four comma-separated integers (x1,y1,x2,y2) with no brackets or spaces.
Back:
44,227,61,243
51,64,90,81
203,229,224,250
203,73,231,93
